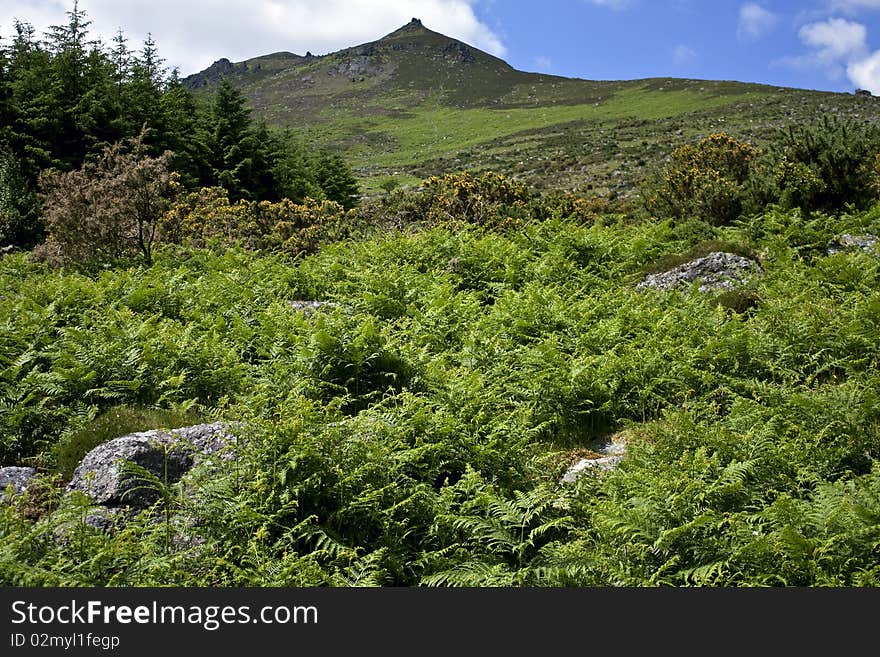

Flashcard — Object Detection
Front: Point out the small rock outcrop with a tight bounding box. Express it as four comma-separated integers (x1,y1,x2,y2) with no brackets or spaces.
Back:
562,435,628,484
289,300,340,316
184,58,235,90
562,455,624,482
637,252,760,293
0,466,37,503
828,234,878,255
67,422,236,509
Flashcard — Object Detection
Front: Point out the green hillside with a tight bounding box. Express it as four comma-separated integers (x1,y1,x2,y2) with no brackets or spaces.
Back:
184,19,880,196
4,191,880,587
4,8,880,591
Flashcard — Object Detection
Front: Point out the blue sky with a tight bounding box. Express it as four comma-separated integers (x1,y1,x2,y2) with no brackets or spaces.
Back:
486,0,880,93
4,1,880,93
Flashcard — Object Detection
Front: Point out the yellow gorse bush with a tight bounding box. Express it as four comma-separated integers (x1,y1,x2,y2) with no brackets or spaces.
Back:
643,132,762,226
160,189,349,255
420,171,532,229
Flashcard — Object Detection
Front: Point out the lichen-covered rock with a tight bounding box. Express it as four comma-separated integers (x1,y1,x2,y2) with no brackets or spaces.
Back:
828,234,878,255
84,506,128,531
289,300,340,317
66,422,236,509
562,434,628,484
637,252,760,292
562,455,625,482
0,466,37,503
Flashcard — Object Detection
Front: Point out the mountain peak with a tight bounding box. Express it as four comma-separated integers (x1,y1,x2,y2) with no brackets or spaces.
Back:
381,17,430,40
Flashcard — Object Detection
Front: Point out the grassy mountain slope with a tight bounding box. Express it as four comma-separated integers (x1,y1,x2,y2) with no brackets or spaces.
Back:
184,19,880,196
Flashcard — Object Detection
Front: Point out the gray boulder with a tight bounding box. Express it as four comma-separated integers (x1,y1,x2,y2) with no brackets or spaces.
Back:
289,300,340,317
637,252,760,293
828,234,878,255
66,422,236,509
0,466,37,503
562,455,625,482
562,435,628,484
83,506,128,532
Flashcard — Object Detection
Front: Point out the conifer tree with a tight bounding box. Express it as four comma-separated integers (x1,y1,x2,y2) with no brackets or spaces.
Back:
0,38,10,144
5,21,58,179
207,77,253,198
109,30,131,89
160,69,205,188
0,149,41,247
126,34,165,140
315,152,360,209
274,133,323,203
44,0,95,168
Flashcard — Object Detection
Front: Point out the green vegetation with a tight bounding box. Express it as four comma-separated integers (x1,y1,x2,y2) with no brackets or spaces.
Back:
642,133,763,225
181,20,880,198
3,177,880,585
35,128,176,266
53,405,202,480
772,116,880,213
0,4,359,250
2,4,880,589
642,120,880,224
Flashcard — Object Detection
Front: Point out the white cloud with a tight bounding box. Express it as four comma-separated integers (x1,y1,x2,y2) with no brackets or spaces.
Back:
0,0,506,75
813,3,880,92
799,18,868,61
776,17,868,78
584,0,632,10
737,3,779,41
778,15,880,91
672,44,697,65
848,50,880,91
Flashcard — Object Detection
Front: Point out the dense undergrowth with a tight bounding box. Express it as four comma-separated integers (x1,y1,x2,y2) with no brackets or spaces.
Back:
2,195,879,586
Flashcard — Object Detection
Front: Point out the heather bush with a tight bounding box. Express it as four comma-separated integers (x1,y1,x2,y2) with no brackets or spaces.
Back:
34,129,177,266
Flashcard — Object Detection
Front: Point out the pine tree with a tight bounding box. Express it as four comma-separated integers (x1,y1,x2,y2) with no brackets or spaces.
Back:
203,77,286,201
247,121,283,201
315,152,360,209
44,0,95,167
274,132,323,203
159,69,205,188
0,149,41,247
206,77,252,198
110,30,131,89
126,33,165,140
77,46,122,149
5,21,60,179
0,37,9,143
